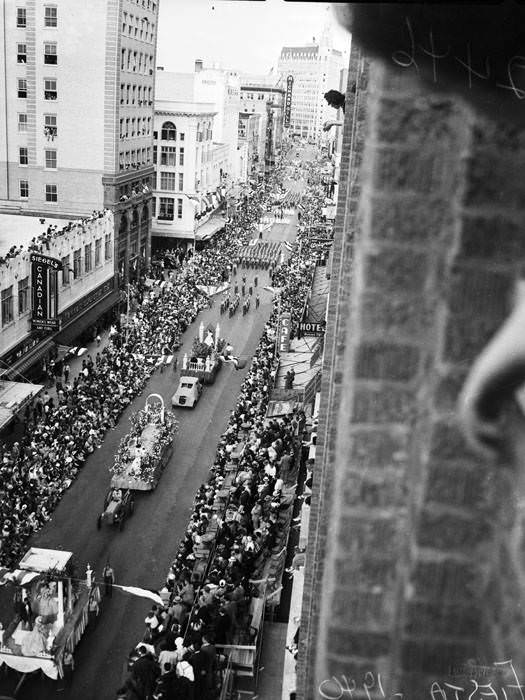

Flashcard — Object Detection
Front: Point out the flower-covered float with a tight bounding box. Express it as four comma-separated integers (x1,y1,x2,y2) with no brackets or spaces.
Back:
181,322,225,385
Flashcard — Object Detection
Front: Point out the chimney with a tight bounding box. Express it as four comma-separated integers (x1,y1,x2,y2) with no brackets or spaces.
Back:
195,59,203,73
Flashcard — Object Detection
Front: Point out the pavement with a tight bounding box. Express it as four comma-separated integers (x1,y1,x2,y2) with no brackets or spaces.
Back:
0,210,297,700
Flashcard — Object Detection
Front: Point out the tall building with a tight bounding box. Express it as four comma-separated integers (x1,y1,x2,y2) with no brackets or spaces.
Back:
151,99,228,251
0,0,159,281
277,18,345,143
239,73,284,176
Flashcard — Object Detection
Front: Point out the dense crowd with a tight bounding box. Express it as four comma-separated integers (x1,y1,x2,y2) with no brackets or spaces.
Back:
118,147,332,700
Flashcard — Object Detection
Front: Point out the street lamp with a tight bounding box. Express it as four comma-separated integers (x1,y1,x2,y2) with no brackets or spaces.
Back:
179,192,200,272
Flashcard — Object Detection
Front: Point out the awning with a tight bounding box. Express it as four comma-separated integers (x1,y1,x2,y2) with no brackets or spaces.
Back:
6,337,55,381
195,213,226,241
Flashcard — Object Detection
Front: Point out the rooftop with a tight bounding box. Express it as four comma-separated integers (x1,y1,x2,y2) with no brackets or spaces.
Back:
0,213,75,257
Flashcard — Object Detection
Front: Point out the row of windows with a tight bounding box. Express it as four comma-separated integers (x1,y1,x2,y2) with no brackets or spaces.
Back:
153,124,185,142
17,41,57,64
18,147,56,168
16,6,56,29
155,197,183,221
119,116,152,139
119,147,152,171
2,277,29,326
152,145,184,166
17,113,57,138
157,172,184,191
120,83,153,106
120,48,154,74
61,237,112,284
17,78,57,100
122,11,156,43
127,0,156,10
19,179,57,201
241,93,268,101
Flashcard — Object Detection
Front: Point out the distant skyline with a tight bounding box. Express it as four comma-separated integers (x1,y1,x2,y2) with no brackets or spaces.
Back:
156,0,351,76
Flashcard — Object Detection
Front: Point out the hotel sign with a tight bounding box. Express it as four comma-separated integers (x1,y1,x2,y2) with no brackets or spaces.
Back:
30,253,62,331
299,321,325,337
284,75,293,128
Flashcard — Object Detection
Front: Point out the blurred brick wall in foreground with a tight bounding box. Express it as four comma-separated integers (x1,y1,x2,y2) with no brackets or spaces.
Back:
298,48,525,699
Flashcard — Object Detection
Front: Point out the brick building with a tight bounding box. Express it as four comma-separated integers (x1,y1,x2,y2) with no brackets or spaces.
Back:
298,33,525,700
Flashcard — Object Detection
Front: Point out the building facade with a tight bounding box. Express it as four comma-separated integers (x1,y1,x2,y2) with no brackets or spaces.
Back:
0,211,116,380
237,112,261,176
0,0,159,282
151,102,228,251
277,25,345,144
239,78,284,176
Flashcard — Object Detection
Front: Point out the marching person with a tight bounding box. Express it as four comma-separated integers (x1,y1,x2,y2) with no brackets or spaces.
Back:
103,561,115,598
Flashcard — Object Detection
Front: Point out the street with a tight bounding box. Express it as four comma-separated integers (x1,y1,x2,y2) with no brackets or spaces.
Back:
0,204,299,700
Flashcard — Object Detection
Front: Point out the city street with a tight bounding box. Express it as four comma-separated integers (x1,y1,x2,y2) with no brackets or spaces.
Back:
0,204,299,700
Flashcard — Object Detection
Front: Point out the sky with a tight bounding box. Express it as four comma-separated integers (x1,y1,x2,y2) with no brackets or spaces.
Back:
156,0,351,75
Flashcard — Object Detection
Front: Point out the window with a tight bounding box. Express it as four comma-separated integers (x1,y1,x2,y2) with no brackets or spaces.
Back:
61,255,70,285
158,197,174,220
153,145,157,164
44,5,57,27
19,147,28,165
44,78,57,100
104,233,112,260
177,198,183,219
73,249,81,278
18,113,27,132
161,121,176,140
1,287,14,326
16,8,26,27
44,114,57,137
17,79,27,98
19,179,28,198
45,149,57,169
160,172,175,191
95,238,101,266
152,196,156,217
17,43,27,63
18,277,29,314
44,42,57,64
45,183,57,201
160,146,176,166
180,132,184,141
84,243,92,272
178,173,183,191
179,147,184,166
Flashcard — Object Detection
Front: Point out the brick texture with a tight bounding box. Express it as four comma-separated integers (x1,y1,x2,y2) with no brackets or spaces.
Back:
298,46,525,700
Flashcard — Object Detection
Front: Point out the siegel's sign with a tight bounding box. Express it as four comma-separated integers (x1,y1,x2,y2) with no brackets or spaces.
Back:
30,253,62,331
284,75,293,128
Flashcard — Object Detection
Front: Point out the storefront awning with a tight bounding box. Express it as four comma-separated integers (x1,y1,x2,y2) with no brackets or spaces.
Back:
6,338,55,381
0,380,44,431
195,213,226,241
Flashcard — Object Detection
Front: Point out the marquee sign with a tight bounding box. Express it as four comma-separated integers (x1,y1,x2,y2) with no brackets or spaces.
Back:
279,311,291,353
30,253,62,331
284,75,294,128
299,321,325,337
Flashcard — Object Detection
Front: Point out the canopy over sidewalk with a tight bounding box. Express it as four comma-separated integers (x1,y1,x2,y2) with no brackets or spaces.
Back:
0,380,43,432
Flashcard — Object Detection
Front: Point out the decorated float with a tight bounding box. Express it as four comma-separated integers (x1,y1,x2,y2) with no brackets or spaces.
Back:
181,322,224,385
0,547,100,683
108,394,178,492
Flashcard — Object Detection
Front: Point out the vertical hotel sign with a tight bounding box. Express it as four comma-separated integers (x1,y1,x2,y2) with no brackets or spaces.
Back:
30,253,62,331
279,312,291,353
284,75,293,128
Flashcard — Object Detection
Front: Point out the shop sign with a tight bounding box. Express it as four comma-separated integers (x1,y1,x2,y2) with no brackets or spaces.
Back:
299,321,325,336
30,253,62,331
279,312,291,353
284,75,294,128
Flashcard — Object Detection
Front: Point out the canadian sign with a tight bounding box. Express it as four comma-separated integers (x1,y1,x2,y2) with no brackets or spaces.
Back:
30,253,62,331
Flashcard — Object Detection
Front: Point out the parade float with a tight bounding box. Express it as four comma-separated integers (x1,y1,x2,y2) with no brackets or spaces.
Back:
0,548,100,683
181,322,224,385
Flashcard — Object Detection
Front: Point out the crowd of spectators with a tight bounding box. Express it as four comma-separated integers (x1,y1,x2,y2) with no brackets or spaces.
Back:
0,210,107,269
118,146,333,700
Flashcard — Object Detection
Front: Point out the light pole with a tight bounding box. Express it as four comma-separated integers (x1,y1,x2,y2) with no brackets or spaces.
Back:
179,193,200,273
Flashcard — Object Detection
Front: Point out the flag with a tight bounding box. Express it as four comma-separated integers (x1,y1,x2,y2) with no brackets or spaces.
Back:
118,585,163,606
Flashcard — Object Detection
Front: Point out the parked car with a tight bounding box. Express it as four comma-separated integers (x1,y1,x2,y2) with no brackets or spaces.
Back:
172,375,203,408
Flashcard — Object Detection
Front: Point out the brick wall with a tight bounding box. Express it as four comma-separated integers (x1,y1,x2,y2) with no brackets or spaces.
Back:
299,51,525,699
